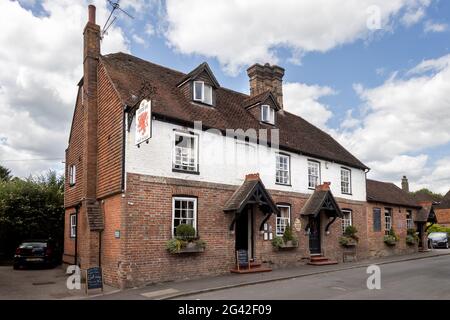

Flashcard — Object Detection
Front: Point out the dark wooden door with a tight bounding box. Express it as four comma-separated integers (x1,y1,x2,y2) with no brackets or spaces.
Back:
417,222,424,248
309,216,321,254
235,210,248,251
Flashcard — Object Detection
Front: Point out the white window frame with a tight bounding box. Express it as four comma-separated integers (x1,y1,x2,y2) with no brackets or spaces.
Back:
172,197,197,237
276,154,290,185
308,160,320,189
406,210,413,229
341,209,352,234
276,205,291,237
384,208,392,235
70,213,76,238
193,81,213,105
261,105,275,124
340,167,352,194
69,165,76,186
172,131,199,172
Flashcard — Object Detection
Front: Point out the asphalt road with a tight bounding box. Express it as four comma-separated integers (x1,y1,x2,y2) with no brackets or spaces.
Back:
178,254,450,300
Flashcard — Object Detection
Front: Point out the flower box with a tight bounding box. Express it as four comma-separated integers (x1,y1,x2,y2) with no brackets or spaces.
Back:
278,240,299,250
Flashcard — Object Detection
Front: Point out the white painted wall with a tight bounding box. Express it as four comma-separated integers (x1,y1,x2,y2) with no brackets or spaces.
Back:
125,119,367,201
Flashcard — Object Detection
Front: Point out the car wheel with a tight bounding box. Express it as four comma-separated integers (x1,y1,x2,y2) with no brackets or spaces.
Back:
446,242,449,249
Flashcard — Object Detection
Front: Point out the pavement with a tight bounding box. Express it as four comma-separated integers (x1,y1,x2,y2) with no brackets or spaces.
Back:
90,249,450,300
0,249,448,300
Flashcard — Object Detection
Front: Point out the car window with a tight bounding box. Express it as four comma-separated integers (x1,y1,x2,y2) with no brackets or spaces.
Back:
428,233,447,239
20,242,47,248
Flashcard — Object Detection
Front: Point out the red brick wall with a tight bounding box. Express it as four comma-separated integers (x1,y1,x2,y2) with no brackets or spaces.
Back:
110,173,368,287
366,202,418,257
97,63,123,199
435,208,450,226
63,208,76,264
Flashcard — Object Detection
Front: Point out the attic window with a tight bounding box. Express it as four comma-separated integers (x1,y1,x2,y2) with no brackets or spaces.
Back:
193,81,213,105
261,105,275,124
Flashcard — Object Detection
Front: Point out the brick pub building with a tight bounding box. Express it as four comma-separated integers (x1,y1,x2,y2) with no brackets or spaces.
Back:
64,6,434,288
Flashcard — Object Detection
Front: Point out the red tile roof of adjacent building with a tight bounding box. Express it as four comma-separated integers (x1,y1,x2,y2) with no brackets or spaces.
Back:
100,52,368,170
367,179,421,208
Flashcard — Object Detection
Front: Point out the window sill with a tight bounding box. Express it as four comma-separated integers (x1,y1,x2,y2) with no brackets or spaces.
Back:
192,100,214,107
275,183,292,187
308,187,316,190
342,192,353,196
69,184,76,188
260,121,275,126
172,168,200,175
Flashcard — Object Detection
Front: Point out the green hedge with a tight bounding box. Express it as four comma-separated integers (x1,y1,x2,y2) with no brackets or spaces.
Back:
427,224,450,235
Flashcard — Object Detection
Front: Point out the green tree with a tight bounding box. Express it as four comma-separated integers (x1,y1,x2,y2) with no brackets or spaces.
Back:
0,165,12,182
0,171,64,261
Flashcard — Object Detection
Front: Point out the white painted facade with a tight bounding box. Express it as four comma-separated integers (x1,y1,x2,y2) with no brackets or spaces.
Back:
125,118,367,202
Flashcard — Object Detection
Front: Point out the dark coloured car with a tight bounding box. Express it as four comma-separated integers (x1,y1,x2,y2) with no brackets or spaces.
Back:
428,232,449,249
13,240,60,270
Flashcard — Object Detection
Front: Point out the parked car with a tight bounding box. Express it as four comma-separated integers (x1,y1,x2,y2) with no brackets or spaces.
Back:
428,232,449,249
13,239,60,269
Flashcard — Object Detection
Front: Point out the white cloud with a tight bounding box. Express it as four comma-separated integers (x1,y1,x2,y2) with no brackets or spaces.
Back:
164,0,433,75
132,33,146,45
424,20,449,33
145,23,155,36
283,83,336,129
334,54,450,193
0,0,129,177
401,7,426,26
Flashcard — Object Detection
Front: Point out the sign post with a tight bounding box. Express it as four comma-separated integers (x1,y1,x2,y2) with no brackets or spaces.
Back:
135,99,152,146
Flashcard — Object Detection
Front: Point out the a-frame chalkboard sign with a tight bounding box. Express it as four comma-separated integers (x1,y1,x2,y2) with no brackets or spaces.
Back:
85,266,104,295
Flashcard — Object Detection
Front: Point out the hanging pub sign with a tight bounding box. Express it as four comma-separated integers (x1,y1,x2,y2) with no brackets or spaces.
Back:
135,99,152,146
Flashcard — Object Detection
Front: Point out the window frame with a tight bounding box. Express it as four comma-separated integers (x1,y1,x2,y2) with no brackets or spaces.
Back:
406,210,413,230
307,160,321,189
341,209,353,234
275,153,291,185
172,130,199,174
69,164,76,186
172,196,198,238
69,213,76,238
276,204,291,237
384,207,392,235
193,81,213,105
261,104,275,125
340,167,352,194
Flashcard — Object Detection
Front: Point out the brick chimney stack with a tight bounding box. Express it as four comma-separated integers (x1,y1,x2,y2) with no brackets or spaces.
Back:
83,4,100,199
247,63,285,108
401,176,409,193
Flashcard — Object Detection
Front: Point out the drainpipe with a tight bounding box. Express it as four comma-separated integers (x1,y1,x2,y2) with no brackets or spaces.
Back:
74,202,81,266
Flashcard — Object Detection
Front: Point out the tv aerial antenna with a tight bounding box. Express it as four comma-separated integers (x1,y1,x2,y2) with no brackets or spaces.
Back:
101,0,134,38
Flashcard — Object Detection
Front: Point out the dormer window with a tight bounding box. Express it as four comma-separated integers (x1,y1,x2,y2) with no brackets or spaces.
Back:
193,81,213,105
261,104,275,124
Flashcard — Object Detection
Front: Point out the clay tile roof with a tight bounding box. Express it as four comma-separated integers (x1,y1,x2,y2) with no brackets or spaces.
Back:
412,190,443,203
177,62,220,88
243,90,280,109
414,205,437,223
300,187,343,217
366,179,421,208
100,52,368,170
436,190,450,209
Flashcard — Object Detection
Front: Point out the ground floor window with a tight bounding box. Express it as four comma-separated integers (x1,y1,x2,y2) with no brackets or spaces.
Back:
406,210,413,229
384,208,392,235
172,197,197,236
341,209,352,234
276,205,291,236
70,213,76,238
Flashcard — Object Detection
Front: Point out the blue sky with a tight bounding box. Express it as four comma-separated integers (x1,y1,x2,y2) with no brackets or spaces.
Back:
1,0,449,193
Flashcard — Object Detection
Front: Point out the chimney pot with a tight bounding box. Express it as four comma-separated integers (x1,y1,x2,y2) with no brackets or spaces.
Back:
401,176,409,192
247,63,285,108
88,5,96,24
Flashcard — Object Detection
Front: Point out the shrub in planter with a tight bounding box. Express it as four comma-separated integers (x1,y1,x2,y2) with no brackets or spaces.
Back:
175,224,196,240
271,236,284,249
166,238,183,254
406,228,419,245
384,228,399,246
339,225,359,247
282,224,298,246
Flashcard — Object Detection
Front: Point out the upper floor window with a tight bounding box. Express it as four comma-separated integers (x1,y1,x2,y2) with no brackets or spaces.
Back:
340,168,351,194
69,165,76,186
406,210,413,229
341,209,352,234
276,205,291,237
173,131,199,173
172,197,197,237
193,81,213,105
308,160,320,189
261,105,275,124
384,208,392,235
276,154,290,185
